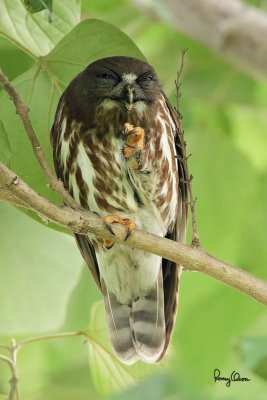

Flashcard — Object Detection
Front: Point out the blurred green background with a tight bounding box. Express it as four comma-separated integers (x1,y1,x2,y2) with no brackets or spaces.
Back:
0,0,267,399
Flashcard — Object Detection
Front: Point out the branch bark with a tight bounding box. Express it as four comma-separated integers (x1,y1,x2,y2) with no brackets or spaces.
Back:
0,57,266,318
133,0,267,80
0,69,81,210
1,160,267,306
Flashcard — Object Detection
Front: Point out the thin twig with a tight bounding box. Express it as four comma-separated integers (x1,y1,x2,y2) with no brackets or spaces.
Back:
0,352,18,400
17,331,83,350
175,49,200,246
0,160,267,306
0,354,14,369
0,333,83,399
9,340,19,400
0,344,11,351
175,48,187,119
0,69,81,211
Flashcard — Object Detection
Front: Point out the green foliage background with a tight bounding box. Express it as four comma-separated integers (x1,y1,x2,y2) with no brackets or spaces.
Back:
0,0,267,399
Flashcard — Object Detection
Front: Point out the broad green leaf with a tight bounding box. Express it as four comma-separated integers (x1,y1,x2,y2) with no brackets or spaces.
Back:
167,103,267,389
84,301,156,396
227,105,267,173
0,395,8,400
239,337,267,380
0,120,11,165
24,0,52,14
0,202,83,333
0,0,80,57
0,36,33,81
0,19,144,216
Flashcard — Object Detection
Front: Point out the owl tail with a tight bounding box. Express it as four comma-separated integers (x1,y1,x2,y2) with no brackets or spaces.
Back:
101,271,165,365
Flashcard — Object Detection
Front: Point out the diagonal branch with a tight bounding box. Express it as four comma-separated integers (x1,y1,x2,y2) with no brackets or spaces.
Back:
0,69,81,210
0,160,267,307
0,64,266,316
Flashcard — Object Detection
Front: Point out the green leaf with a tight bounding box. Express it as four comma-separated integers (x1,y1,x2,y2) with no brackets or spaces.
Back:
240,337,267,380
24,0,52,14
0,120,12,165
24,0,53,23
0,202,83,333
227,105,267,173
0,0,80,57
0,395,8,400
0,19,144,223
84,301,155,396
167,103,267,389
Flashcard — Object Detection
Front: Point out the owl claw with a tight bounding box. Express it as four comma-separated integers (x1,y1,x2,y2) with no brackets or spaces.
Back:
125,228,132,242
103,215,135,249
122,123,144,159
104,222,116,236
103,240,114,250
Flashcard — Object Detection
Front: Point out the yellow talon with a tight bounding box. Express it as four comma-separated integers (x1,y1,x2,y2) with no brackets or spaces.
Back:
103,215,135,248
123,123,144,158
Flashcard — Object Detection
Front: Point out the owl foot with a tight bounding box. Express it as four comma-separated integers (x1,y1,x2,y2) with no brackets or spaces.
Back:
122,123,144,162
103,215,135,249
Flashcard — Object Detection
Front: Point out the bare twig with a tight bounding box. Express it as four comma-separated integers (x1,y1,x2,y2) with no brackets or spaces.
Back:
175,49,200,246
0,160,267,306
0,333,83,399
0,350,18,400
175,48,187,119
9,340,19,400
17,331,83,350
0,69,81,210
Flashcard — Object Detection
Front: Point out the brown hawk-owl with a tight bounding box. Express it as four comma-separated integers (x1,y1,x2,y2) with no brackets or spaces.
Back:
51,56,188,364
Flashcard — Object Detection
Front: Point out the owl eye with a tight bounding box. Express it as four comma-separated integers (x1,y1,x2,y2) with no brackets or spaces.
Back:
98,73,116,80
138,74,154,82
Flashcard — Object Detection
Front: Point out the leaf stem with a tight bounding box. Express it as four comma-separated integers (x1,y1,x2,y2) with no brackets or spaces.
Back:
17,331,84,350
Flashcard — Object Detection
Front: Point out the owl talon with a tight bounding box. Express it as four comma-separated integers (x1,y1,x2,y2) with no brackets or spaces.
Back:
104,222,116,236
103,215,135,248
125,229,132,242
103,240,114,250
122,123,144,158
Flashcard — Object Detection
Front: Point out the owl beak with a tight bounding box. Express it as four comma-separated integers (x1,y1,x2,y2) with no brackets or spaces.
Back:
125,87,134,111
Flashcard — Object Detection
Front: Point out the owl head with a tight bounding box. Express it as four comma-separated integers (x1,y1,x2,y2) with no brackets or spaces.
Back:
64,56,161,121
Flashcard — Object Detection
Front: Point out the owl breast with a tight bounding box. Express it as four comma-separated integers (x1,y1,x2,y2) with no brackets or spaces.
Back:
55,97,178,241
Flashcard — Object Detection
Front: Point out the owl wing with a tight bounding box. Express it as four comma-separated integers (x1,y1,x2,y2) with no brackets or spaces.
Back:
75,234,101,290
158,92,188,361
50,107,101,292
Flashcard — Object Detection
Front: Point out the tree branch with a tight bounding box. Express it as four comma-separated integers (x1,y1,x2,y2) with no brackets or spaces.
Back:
1,160,267,306
132,0,267,80
0,69,81,210
0,58,266,320
0,351,18,400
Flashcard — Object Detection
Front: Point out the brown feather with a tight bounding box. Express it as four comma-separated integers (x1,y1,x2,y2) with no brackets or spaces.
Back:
157,93,188,361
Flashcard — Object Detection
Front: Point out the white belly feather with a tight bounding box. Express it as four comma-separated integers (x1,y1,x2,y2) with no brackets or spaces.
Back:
59,117,177,304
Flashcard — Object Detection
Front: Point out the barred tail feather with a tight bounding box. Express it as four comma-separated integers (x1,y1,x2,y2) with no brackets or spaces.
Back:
131,272,165,363
101,271,165,365
101,279,139,365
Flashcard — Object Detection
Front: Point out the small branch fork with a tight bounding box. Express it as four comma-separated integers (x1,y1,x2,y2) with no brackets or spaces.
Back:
0,333,83,399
